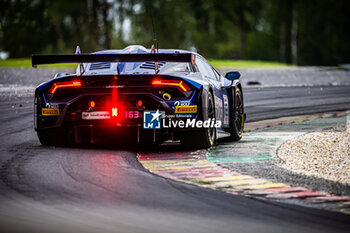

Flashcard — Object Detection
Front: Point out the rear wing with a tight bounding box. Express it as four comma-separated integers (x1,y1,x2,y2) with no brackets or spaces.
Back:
32,53,196,68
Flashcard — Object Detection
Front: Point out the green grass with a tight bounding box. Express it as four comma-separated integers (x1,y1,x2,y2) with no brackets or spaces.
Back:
0,58,77,68
0,58,290,69
208,59,291,68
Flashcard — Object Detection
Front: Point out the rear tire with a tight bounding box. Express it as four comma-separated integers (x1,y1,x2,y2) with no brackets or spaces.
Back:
35,93,53,146
35,93,69,146
229,87,244,141
181,91,216,149
37,131,55,146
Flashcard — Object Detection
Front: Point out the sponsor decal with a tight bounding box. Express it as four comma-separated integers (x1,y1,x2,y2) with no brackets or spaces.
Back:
175,105,197,113
45,103,59,109
174,100,191,106
143,110,161,129
42,108,60,116
223,95,229,125
215,95,223,109
82,111,110,120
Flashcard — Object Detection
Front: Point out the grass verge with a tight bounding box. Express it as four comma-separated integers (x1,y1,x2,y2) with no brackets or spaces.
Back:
0,58,77,68
208,59,291,68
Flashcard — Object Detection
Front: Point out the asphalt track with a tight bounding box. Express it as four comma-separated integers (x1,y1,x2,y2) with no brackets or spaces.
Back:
0,85,350,233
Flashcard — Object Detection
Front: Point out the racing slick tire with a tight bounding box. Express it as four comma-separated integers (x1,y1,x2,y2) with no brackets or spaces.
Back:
229,87,244,141
180,91,216,149
35,93,54,146
37,130,56,146
35,93,69,146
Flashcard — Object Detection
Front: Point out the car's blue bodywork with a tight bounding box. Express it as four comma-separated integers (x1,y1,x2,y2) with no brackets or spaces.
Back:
33,45,244,147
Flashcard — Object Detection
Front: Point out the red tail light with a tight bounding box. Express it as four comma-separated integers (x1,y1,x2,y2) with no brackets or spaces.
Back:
137,100,143,107
88,101,96,108
152,78,190,92
49,81,81,94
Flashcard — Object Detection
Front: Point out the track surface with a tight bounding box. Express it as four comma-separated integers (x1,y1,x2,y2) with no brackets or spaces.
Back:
0,85,350,233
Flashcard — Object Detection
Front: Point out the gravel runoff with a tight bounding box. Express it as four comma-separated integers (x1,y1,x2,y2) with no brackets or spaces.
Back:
218,115,350,196
277,124,350,185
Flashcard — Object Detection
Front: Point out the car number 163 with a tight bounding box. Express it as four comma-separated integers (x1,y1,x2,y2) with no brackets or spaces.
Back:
125,110,141,119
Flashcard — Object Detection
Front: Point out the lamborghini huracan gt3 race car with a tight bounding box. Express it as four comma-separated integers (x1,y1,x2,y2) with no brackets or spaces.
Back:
33,45,245,148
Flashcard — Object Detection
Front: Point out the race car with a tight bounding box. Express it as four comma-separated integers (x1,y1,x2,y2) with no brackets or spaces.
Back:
32,45,245,148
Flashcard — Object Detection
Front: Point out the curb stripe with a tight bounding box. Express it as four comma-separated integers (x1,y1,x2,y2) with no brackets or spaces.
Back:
266,191,329,199
138,149,350,214
137,111,350,215
138,150,350,214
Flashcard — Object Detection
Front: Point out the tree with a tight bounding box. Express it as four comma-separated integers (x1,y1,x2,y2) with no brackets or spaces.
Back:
0,0,56,57
1,0,350,65
213,0,263,59
290,0,298,65
0,0,115,57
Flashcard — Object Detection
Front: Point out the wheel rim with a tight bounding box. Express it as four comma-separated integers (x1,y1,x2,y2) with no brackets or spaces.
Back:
208,93,215,143
235,88,243,133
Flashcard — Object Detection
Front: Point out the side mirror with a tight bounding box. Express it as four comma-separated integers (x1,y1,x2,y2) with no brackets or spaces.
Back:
225,71,240,80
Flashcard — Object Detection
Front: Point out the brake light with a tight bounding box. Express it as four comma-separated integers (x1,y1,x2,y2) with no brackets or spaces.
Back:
112,107,118,117
152,78,190,92
49,81,81,94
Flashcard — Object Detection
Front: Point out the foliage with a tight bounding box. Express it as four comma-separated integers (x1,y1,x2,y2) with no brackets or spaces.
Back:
0,0,349,65
0,58,288,68
208,59,291,68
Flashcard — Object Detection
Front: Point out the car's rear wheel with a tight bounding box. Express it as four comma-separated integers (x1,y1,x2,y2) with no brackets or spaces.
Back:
229,87,244,141
35,94,54,146
181,91,216,149
35,93,68,146
37,130,56,146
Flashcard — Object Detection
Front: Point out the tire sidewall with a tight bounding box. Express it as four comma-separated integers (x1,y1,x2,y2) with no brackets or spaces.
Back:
231,87,244,140
203,91,216,146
